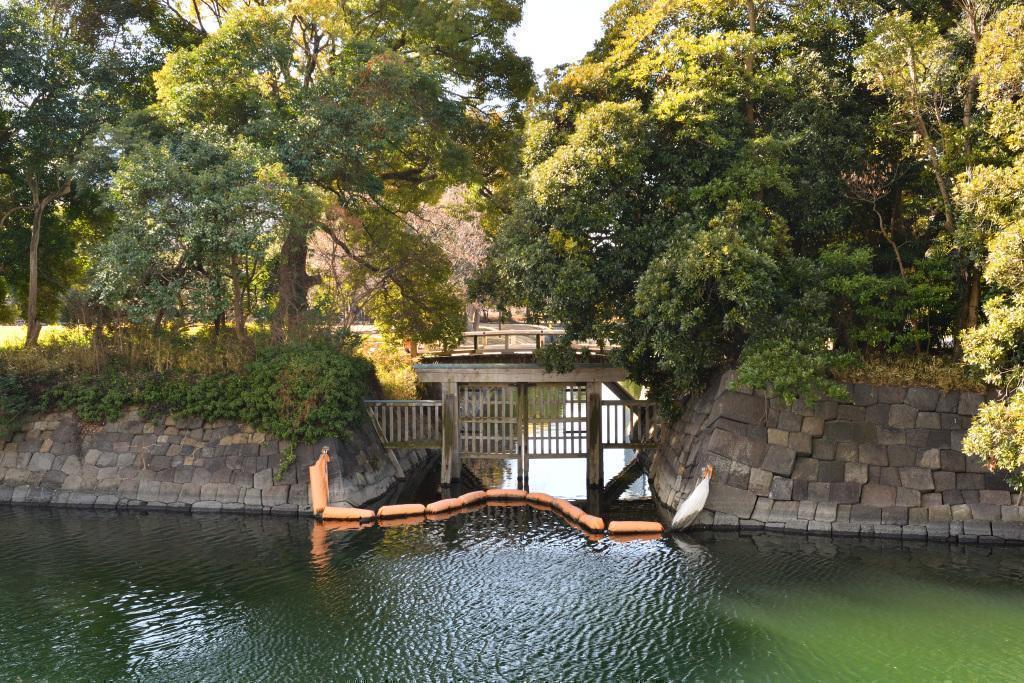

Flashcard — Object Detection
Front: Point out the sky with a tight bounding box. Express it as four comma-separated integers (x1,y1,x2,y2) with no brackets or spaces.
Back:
509,0,615,76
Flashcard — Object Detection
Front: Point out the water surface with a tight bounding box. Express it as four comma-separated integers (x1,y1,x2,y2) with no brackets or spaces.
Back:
1,506,1022,681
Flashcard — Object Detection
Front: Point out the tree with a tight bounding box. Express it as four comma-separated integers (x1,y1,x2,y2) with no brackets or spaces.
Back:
480,0,883,401
0,0,190,346
958,5,1024,485
148,0,531,342
93,125,315,341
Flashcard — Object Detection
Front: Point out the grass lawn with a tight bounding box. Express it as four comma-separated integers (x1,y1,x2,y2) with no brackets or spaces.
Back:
0,325,78,349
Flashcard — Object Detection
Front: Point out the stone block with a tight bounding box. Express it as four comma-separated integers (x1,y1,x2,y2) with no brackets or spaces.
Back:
806,482,831,502
861,484,896,507
778,411,803,432
812,440,835,460
243,488,262,507
710,392,766,425
27,452,55,472
791,480,808,500
865,404,891,425
926,522,950,540
830,481,862,504
970,503,1002,521
844,463,868,484
769,477,793,501
768,501,800,522
957,473,984,490
958,392,985,416
899,468,935,491
852,384,878,406
895,487,921,507
915,412,941,430
270,504,299,516
823,421,877,444
792,457,818,481
980,490,1012,506
858,444,888,466
802,416,824,437
951,504,972,521
908,507,928,525
889,404,918,429
963,520,992,537
876,524,903,539
749,468,773,496
906,387,941,411
751,497,773,522
832,522,860,537
788,432,812,455
707,481,758,518
876,428,906,446
263,485,290,507
818,461,846,483
939,451,966,472
137,480,162,503
851,504,882,522
192,501,223,513
878,386,907,404
887,445,916,468
837,405,866,422
797,500,817,520
835,442,859,462
918,448,941,469
767,428,789,446
762,445,796,476
882,507,908,525
991,522,1024,542
739,519,765,531
812,503,837,522
783,520,809,534
941,413,969,431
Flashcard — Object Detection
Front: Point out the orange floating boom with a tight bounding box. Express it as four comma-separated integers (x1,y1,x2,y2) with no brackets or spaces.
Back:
377,503,428,519
607,520,664,535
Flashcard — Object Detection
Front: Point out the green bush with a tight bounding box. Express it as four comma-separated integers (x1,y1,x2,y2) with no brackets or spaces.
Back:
3,334,373,444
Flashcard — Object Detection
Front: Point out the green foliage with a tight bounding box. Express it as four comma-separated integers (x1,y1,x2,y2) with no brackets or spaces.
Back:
958,4,1024,483
2,330,373,444
275,442,296,483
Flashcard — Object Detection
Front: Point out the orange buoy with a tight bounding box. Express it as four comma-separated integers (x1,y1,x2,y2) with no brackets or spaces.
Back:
485,488,528,500
526,491,555,506
378,515,427,528
608,520,664,535
486,499,525,508
321,506,374,522
458,490,487,506
307,451,331,515
425,498,462,515
559,502,588,522
377,503,427,519
578,514,605,532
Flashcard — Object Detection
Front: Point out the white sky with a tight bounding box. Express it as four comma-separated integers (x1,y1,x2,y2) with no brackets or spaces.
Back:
509,0,615,76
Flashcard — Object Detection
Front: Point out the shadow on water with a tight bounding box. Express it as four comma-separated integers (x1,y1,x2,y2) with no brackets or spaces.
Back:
3,506,1024,681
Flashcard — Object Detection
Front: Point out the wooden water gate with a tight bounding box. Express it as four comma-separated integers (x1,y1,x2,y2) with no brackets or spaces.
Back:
365,361,662,503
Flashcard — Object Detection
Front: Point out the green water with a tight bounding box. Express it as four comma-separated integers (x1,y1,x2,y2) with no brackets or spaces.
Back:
1,506,1023,681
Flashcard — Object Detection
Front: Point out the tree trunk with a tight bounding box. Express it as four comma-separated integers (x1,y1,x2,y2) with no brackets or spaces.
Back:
272,225,315,342
24,205,44,347
231,273,249,342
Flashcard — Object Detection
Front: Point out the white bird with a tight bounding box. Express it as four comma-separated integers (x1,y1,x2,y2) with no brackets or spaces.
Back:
670,464,714,531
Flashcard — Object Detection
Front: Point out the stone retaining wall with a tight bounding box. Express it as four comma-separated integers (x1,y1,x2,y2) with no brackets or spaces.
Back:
646,372,1023,544
0,410,431,515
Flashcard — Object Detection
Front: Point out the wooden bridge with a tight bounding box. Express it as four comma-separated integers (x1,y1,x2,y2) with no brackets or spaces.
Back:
365,341,660,512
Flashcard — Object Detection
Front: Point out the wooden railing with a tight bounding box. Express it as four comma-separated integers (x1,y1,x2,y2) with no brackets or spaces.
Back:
365,400,443,449
417,329,612,356
601,399,661,448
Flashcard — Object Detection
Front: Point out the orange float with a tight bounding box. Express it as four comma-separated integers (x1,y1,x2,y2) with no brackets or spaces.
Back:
308,451,330,516
485,488,528,500
321,506,374,522
425,498,462,514
526,491,555,506
607,520,664,535
578,514,605,532
377,503,428,519
458,490,487,506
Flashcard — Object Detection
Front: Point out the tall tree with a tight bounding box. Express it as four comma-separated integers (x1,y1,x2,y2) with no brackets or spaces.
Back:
150,0,531,342
0,0,189,345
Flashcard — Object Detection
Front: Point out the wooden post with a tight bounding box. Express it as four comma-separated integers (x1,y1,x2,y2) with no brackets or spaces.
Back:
441,381,459,485
586,382,603,514
518,382,529,489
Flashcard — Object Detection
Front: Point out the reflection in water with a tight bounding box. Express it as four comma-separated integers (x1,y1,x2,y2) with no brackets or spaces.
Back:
3,507,1024,681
